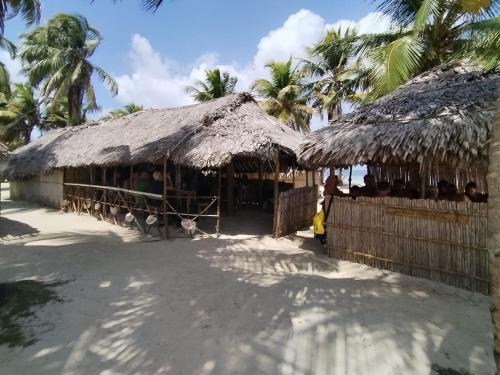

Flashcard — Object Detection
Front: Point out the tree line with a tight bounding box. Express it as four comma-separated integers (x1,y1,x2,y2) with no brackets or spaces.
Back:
0,0,498,147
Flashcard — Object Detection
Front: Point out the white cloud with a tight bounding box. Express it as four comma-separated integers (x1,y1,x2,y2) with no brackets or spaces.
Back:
115,10,391,113
328,11,392,35
0,51,24,83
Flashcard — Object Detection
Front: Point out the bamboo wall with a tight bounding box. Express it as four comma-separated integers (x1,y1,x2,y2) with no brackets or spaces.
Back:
327,196,489,294
275,186,318,237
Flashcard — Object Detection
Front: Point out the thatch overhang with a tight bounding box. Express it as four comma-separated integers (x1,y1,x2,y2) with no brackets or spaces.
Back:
0,141,8,160
299,64,500,169
5,93,303,178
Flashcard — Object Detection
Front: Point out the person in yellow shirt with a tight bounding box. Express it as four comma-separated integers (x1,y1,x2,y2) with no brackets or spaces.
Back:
313,200,326,245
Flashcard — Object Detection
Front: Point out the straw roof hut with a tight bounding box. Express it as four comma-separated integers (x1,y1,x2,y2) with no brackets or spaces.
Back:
0,141,8,159
6,92,302,178
299,63,500,170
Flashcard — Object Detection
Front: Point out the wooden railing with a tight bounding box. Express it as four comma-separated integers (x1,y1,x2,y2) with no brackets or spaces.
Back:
63,183,219,238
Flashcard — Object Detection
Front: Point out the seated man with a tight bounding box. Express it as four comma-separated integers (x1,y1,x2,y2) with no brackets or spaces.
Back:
464,181,487,202
436,180,449,200
323,175,344,197
358,174,377,197
390,179,405,197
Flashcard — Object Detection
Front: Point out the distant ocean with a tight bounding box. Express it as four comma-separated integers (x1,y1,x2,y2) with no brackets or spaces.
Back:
322,165,367,188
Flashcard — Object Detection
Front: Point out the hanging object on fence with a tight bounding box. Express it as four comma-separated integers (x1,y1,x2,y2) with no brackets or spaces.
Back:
94,202,101,210
146,214,158,226
83,199,92,210
125,212,135,223
181,219,196,235
110,206,119,215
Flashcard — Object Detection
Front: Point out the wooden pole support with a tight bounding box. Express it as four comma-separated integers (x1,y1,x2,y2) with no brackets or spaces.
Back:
273,157,280,237
216,167,222,236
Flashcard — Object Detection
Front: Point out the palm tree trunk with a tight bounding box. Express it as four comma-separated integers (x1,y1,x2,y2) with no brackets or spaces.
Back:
68,85,83,126
23,126,31,145
487,98,500,374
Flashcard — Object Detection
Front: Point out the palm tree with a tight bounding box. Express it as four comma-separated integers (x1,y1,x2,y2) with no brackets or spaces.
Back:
0,0,41,35
101,103,144,121
251,59,314,133
323,0,500,98
0,83,40,145
185,68,238,103
20,13,118,126
302,27,371,122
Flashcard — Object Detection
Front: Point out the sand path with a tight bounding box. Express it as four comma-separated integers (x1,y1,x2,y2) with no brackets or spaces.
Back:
0,197,495,375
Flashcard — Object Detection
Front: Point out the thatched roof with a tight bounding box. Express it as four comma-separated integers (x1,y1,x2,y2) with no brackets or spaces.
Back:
299,63,500,168
6,93,303,178
0,141,8,158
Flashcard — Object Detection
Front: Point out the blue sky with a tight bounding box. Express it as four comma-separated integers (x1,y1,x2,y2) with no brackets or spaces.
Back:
2,0,391,128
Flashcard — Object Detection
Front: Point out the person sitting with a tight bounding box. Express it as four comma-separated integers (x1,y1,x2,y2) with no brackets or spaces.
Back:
436,180,449,200
358,174,377,197
446,183,470,202
377,180,390,197
151,171,164,195
390,179,405,197
349,185,360,197
324,175,345,197
464,181,487,202
405,181,420,199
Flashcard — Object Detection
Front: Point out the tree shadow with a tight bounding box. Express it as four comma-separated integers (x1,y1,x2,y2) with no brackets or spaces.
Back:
0,217,39,239
0,226,493,374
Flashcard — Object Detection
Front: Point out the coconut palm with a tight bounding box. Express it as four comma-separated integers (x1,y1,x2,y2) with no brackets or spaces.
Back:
252,59,314,133
101,103,144,121
302,27,371,122
185,68,238,103
0,0,41,35
20,13,118,126
322,0,500,98
0,82,40,145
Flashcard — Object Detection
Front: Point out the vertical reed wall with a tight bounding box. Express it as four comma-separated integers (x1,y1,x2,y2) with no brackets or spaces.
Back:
275,186,318,237
327,196,489,294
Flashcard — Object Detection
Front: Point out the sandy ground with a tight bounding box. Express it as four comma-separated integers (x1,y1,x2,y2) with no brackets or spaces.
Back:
0,188,495,374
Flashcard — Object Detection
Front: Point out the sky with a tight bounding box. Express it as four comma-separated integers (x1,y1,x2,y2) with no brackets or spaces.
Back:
1,0,392,129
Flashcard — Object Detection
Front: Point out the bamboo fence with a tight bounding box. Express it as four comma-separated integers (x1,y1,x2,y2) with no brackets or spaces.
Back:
327,196,489,294
275,186,318,237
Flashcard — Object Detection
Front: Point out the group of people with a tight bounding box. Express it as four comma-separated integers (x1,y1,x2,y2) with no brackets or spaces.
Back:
323,174,487,202
314,173,487,246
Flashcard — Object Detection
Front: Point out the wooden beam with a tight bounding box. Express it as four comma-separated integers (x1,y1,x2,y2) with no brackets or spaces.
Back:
226,160,234,215
306,170,309,187
292,169,296,187
216,167,222,236
349,166,353,189
273,157,280,237
103,167,107,220
312,169,316,186
421,162,428,199
163,157,169,238
258,160,263,208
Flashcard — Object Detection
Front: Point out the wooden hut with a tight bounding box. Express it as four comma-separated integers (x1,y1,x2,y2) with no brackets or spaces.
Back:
5,93,317,237
299,63,500,294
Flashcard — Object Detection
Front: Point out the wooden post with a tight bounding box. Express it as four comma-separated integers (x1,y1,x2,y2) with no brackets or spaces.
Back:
312,168,316,186
163,157,169,239
103,167,107,220
272,157,280,237
421,162,428,199
306,170,309,187
113,167,117,186
175,164,182,210
226,159,234,215
216,167,222,236
348,166,353,189
292,169,296,187
258,160,264,208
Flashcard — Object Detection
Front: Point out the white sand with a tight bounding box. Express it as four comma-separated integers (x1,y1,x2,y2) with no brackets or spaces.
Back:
0,197,495,375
